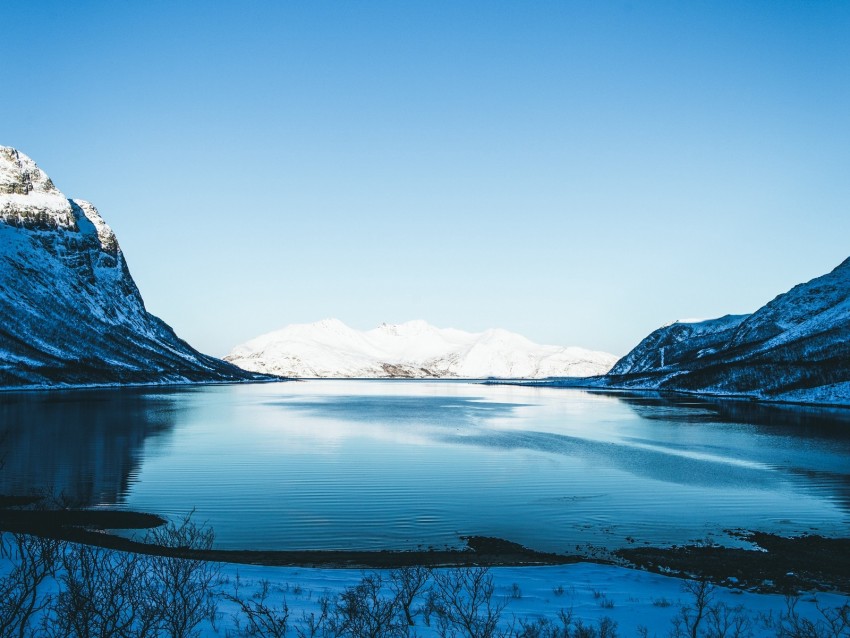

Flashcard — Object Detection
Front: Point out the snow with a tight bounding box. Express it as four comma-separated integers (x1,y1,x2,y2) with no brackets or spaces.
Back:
3,543,847,638
210,562,850,637
604,257,850,405
0,145,259,388
772,381,850,406
225,320,619,379
730,257,850,351
72,199,118,252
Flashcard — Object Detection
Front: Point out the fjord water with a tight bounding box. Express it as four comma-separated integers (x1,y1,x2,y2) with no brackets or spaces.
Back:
2,380,849,552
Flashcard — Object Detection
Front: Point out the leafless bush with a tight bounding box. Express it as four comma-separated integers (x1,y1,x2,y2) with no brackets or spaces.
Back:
430,567,508,638
330,573,405,638
0,533,58,638
143,513,219,638
388,566,433,627
225,575,290,638
704,602,752,638
42,512,218,638
516,610,576,638
295,595,333,638
47,541,158,638
671,579,715,638
515,613,618,638
596,617,618,638
761,596,850,638
669,578,755,638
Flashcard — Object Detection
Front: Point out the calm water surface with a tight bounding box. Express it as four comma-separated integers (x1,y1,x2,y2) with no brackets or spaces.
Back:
2,380,849,552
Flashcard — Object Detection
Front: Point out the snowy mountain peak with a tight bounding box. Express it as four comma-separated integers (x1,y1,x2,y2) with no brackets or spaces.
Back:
0,146,76,230
374,320,435,336
0,145,264,387
225,319,618,379
312,318,355,334
0,146,59,197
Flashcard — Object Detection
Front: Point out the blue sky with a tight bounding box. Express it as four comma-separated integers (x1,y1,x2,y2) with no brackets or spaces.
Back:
3,1,849,356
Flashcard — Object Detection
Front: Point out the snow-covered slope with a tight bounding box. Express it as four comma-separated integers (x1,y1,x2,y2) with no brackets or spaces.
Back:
225,319,618,379
0,146,268,388
605,258,850,404
608,315,750,376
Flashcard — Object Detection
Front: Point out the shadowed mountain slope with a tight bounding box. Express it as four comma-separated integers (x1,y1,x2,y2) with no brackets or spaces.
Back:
602,258,850,404
0,146,270,388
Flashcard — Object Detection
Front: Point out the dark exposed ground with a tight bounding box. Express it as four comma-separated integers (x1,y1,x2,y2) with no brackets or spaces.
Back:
616,531,850,595
2,503,849,594
0,505,577,568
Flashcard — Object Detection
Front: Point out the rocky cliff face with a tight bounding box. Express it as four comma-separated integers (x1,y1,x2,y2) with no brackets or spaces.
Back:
605,258,850,404
0,146,268,387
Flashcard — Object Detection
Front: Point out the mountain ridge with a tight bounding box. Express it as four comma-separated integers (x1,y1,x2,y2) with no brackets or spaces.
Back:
598,257,850,404
0,145,269,388
225,319,618,379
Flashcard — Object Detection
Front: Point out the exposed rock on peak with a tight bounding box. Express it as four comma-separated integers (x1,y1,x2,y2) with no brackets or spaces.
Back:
72,199,120,254
0,147,60,197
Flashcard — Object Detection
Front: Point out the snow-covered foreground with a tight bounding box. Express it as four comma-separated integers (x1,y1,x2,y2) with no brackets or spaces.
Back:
225,319,618,379
211,562,848,637
3,533,849,638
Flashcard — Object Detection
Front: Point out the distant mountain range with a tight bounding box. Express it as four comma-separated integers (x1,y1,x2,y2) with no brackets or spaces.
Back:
594,258,850,404
0,146,267,388
225,319,619,379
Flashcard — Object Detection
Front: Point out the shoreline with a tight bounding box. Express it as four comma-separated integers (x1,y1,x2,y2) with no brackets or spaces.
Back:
2,375,849,411
2,506,847,595
0,376,287,395
484,378,850,411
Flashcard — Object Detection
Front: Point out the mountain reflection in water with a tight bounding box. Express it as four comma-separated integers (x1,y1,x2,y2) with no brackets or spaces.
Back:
1,381,848,552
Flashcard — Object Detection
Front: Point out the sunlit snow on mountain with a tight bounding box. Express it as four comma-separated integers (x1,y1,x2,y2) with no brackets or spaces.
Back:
225,319,618,379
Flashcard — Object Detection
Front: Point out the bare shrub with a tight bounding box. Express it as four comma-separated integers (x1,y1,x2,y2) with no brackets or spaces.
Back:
516,610,575,638
295,595,332,638
0,533,58,638
705,602,752,638
598,596,614,610
331,573,405,638
597,617,618,638
225,575,290,638
762,596,850,638
47,541,159,638
669,578,757,638
430,567,508,638
45,513,218,638
143,513,219,638
671,579,715,638
388,566,432,627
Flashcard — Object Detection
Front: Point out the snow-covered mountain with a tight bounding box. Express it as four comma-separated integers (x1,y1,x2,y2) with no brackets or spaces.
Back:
225,319,618,379
604,258,850,404
0,146,268,388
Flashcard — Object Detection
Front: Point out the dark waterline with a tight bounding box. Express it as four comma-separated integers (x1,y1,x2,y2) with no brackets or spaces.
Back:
1,380,849,552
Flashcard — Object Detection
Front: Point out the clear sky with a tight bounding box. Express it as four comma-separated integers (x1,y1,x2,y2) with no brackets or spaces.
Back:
2,1,849,357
